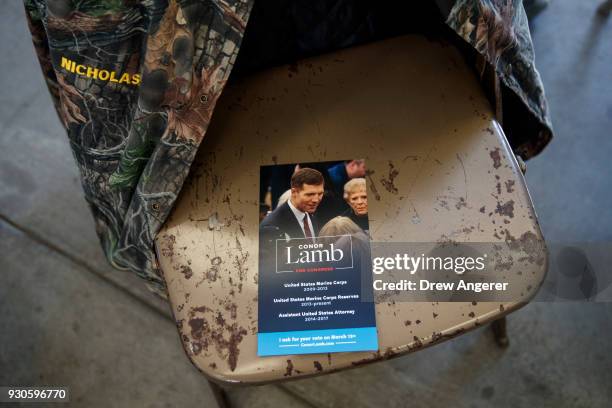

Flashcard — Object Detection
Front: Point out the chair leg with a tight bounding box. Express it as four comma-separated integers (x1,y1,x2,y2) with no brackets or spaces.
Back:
208,380,231,408
491,316,509,348
598,0,612,16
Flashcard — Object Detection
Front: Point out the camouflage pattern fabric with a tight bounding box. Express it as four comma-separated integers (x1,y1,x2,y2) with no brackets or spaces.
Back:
24,0,253,296
23,0,552,297
441,0,553,160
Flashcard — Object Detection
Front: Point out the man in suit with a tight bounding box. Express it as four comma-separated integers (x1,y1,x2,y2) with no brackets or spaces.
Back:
260,167,325,243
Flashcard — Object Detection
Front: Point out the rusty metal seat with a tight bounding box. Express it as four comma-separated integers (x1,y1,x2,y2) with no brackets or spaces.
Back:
155,35,547,389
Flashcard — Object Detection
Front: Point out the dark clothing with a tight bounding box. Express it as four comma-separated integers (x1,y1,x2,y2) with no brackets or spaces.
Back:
260,202,321,243
327,162,349,194
310,162,349,226
260,163,295,210
342,208,370,233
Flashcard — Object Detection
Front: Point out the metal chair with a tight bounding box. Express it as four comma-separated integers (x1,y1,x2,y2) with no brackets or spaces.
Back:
155,35,547,405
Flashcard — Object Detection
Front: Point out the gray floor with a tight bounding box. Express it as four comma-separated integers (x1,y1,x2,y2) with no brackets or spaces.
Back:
1,1,610,407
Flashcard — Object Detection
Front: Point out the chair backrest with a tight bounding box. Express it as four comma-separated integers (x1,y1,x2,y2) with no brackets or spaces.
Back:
155,35,547,384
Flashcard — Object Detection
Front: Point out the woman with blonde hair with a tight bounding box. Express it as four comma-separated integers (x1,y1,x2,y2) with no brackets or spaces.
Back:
342,178,369,233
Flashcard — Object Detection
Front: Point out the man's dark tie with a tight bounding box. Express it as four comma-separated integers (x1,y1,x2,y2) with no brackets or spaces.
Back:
303,215,313,239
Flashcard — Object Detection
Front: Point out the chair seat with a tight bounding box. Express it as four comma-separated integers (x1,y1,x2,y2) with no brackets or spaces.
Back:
155,35,547,384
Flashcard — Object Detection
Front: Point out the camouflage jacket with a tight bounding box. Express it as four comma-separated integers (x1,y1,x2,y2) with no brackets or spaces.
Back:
24,0,552,297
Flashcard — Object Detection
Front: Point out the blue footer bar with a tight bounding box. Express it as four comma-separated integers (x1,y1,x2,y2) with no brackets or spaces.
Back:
258,327,378,356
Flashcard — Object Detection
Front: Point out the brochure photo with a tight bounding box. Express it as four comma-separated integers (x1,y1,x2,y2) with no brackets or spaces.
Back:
257,160,378,356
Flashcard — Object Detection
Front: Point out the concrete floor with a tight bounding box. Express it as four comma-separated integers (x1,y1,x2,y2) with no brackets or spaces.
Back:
1,0,610,407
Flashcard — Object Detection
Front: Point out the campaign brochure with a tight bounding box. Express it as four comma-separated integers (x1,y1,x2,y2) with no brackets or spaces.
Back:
257,159,378,356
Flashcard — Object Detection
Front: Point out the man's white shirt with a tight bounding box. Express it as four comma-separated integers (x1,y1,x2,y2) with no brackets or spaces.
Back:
287,199,315,240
